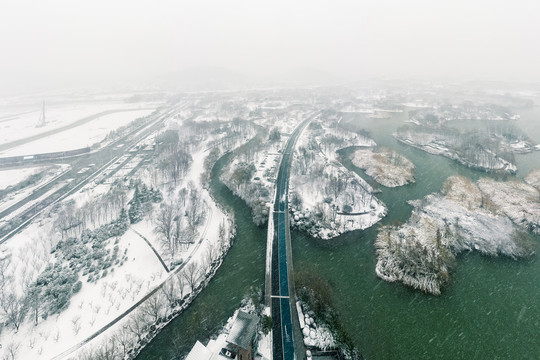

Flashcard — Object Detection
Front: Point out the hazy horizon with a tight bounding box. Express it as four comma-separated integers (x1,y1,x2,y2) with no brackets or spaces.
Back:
1,0,540,95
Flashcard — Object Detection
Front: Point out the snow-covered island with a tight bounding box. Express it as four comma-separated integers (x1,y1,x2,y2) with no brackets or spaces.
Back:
375,176,537,295
394,124,525,173
289,117,386,239
351,147,415,187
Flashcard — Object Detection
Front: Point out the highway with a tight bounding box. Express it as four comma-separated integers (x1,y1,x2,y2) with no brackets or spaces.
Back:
0,103,186,242
269,114,314,360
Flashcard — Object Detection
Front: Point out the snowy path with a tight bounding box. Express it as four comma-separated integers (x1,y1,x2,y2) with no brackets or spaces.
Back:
50,202,214,360
130,227,170,273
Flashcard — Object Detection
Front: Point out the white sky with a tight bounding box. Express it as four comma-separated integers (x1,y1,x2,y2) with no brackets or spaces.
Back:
0,0,539,94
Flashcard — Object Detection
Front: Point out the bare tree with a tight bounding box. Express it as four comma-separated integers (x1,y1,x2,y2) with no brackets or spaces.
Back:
72,315,82,335
154,203,177,256
127,310,149,343
160,278,177,306
1,290,27,331
178,187,188,207
93,337,119,360
205,243,220,267
171,215,184,256
182,262,201,293
175,272,186,300
112,324,134,359
141,292,166,324
4,342,20,360
54,200,82,238
0,256,12,295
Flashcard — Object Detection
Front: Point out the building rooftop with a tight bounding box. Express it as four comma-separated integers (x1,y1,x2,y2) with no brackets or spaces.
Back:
186,340,213,360
227,310,259,350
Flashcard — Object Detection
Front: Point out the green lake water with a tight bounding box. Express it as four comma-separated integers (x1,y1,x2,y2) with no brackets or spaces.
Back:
138,107,540,360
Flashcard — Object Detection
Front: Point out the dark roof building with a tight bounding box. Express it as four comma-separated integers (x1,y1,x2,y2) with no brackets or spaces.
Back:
227,311,259,351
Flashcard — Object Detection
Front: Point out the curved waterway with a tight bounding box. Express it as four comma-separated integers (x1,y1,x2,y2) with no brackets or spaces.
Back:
136,149,267,359
139,110,540,359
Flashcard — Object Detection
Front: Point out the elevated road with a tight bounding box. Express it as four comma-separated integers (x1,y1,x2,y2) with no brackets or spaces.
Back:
267,114,315,360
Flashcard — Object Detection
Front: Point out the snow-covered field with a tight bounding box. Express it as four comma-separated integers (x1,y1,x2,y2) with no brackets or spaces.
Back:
0,101,158,146
0,109,154,157
0,166,49,190
375,175,537,295
351,147,415,187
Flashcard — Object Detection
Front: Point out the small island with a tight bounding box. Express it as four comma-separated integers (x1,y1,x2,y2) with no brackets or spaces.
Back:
394,124,521,174
351,147,415,187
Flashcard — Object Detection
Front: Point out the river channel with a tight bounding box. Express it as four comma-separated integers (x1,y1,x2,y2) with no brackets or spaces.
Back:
138,108,540,359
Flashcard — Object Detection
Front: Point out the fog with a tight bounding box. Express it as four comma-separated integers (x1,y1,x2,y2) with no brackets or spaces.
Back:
1,0,539,94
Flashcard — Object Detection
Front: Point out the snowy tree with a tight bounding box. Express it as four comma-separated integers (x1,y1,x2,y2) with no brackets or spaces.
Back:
154,203,178,257
1,291,27,331
269,127,281,142
182,262,201,292
128,191,144,224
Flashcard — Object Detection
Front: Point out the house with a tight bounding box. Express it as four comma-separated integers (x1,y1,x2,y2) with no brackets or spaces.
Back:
226,311,259,360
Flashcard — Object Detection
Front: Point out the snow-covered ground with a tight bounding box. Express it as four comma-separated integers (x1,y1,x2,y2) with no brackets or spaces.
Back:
351,147,415,187
524,169,540,190
289,119,386,239
0,109,154,157
375,176,537,295
0,164,70,221
0,166,49,190
478,176,540,234
0,101,246,360
0,101,159,146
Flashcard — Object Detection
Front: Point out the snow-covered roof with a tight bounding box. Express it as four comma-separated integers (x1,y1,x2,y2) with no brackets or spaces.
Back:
186,340,213,360
227,311,258,350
